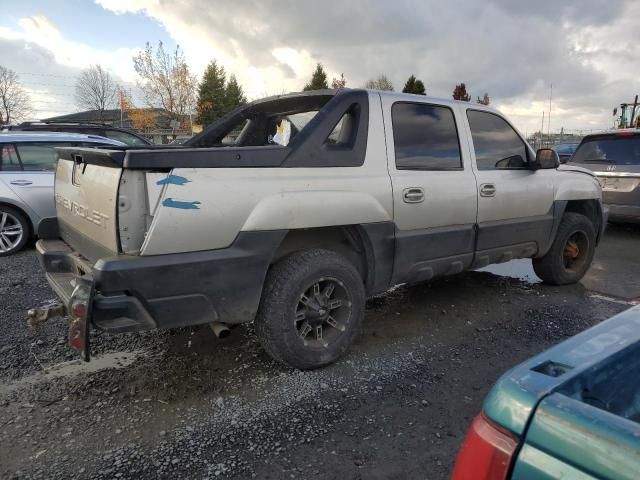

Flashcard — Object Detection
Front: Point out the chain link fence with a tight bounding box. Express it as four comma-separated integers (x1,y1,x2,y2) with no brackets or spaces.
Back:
526,129,607,150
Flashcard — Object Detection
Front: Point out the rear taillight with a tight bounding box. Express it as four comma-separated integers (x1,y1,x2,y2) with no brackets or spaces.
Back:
68,283,91,359
451,413,519,480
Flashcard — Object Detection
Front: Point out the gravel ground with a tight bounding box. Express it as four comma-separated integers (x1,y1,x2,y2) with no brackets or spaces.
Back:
0,231,636,479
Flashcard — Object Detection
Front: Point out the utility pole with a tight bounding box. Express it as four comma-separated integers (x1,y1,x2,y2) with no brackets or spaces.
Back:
541,111,545,148
547,83,553,145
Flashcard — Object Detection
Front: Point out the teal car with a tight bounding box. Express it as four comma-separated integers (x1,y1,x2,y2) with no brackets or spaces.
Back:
452,305,640,480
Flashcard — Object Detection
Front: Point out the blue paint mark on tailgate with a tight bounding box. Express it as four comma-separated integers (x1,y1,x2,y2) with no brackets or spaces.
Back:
162,198,201,209
156,175,191,186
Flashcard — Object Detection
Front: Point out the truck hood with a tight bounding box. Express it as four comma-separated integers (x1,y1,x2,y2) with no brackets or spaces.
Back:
557,164,596,177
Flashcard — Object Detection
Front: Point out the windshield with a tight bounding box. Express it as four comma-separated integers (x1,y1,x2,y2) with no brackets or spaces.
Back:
571,136,640,165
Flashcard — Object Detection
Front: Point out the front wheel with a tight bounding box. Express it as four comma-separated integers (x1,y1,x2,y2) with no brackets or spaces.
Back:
533,212,596,285
255,249,365,370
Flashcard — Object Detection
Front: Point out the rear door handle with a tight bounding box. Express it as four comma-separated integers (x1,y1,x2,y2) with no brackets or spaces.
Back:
480,183,496,197
9,180,33,186
403,187,425,203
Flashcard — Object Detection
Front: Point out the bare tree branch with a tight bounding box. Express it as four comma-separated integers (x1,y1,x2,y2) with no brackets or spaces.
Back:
74,65,117,121
133,41,197,119
0,66,32,125
364,74,394,91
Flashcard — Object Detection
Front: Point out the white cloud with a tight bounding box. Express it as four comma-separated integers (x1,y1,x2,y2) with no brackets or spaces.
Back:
1,15,139,84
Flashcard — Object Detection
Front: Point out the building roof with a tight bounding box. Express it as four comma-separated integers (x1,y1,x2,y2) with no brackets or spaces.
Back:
43,108,171,127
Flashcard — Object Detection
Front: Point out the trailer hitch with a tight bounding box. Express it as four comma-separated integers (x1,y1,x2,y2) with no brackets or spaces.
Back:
27,300,66,328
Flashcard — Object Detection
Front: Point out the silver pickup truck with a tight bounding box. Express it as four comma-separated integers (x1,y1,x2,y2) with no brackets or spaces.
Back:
33,89,605,369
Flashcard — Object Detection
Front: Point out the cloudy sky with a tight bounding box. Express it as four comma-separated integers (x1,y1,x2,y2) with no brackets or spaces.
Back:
1,0,638,133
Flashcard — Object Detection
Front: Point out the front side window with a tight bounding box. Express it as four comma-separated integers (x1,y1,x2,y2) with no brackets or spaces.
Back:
392,103,462,170
0,144,21,171
15,143,61,171
467,110,528,170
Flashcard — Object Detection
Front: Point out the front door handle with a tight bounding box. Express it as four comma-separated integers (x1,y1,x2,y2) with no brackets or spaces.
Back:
403,187,425,203
480,183,496,197
9,180,33,186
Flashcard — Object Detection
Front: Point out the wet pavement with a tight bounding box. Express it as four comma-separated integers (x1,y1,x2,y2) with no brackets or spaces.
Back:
0,222,638,479
479,222,640,301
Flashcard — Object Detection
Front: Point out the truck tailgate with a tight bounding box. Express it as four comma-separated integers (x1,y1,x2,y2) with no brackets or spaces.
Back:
512,393,640,479
55,148,123,261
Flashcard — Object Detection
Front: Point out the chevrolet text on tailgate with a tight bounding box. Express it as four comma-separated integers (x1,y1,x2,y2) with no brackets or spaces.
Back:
31,89,605,369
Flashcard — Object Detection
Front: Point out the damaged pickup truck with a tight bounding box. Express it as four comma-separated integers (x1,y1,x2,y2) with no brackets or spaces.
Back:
32,89,606,369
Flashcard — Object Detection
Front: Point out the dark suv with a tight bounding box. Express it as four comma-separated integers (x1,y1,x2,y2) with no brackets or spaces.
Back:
5,122,151,146
570,129,640,223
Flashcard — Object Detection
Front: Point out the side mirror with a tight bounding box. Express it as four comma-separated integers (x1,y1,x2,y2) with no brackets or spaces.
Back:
531,148,560,170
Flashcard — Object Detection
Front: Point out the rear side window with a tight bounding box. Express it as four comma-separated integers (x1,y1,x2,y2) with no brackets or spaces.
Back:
103,130,148,146
467,110,528,170
15,143,61,171
392,103,462,170
0,144,21,171
572,136,640,166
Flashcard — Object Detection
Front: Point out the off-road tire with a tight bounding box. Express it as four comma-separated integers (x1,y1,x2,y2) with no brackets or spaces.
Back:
533,212,596,285
0,205,30,256
255,249,365,370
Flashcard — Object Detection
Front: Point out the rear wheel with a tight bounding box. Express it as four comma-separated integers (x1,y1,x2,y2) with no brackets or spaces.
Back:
255,249,365,370
533,212,596,285
0,206,29,256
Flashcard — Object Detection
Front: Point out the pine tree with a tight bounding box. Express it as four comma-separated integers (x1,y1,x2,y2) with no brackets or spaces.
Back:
402,75,426,95
303,63,329,91
452,83,471,101
224,74,247,113
196,60,227,126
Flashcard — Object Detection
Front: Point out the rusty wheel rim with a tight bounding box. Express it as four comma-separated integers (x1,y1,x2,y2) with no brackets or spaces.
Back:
562,230,589,273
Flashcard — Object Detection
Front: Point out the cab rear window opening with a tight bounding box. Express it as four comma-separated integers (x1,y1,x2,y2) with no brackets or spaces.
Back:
392,102,463,171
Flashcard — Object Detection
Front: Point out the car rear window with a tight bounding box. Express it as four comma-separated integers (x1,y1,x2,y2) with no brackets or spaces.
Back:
103,130,149,146
572,136,640,166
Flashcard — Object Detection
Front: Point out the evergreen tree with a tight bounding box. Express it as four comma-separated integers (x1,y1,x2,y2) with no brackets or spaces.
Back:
402,75,426,95
452,83,471,101
303,63,329,91
224,74,247,113
196,60,227,126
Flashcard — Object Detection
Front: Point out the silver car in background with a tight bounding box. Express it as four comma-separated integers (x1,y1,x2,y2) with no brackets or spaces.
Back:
569,129,640,223
0,133,125,255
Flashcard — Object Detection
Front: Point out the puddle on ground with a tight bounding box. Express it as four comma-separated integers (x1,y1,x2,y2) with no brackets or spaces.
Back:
476,259,542,284
0,350,147,396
